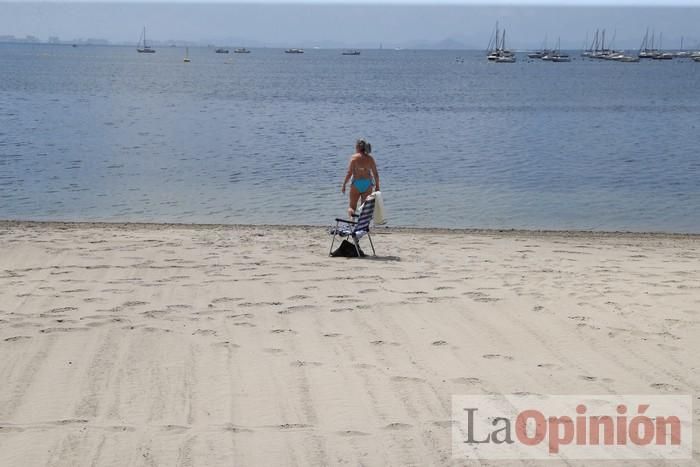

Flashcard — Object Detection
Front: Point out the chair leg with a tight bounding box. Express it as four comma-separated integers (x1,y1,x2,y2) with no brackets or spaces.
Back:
367,233,376,256
329,222,339,256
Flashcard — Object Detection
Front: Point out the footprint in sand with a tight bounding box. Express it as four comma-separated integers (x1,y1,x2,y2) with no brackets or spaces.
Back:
103,425,136,432
391,375,426,383
222,424,252,433
370,340,400,346
4,336,32,342
278,304,316,315
233,322,256,327
291,360,323,367
0,426,25,433
353,363,376,370
160,425,190,433
568,315,589,322
39,327,89,334
270,329,296,334
579,375,597,381
382,422,412,430
84,297,106,303
432,420,455,428
483,354,514,361
650,383,682,392
50,419,89,425
47,306,78,314
278,423,311,430
212,341,240,349
211,297,242,304
142,327,172,333
336,430,371,436
452,377,482,385
432,340,448,346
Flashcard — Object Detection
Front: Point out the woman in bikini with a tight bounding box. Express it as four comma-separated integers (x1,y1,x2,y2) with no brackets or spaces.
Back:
341,139,380,217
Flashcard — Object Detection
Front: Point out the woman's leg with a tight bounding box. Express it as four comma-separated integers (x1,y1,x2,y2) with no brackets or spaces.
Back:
348,185,361,217
359,191,370,205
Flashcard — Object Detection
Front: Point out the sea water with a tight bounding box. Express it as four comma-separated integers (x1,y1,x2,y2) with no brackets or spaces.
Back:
1,44,699,232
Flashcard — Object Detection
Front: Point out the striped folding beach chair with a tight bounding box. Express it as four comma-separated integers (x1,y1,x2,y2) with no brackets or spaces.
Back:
328,196,376,257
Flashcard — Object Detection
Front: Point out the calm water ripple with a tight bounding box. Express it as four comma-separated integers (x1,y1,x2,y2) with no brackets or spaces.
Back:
1,44,699,232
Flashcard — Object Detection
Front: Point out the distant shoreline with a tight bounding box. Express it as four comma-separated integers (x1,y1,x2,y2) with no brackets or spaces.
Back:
2,219,699,240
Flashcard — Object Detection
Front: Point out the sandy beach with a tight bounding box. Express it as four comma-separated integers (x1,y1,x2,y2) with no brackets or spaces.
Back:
0,221,698,466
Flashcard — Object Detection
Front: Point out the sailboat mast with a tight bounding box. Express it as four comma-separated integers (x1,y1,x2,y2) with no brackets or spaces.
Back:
496,22,500,51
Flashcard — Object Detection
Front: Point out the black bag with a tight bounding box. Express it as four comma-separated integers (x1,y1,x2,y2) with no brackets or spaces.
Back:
331,239,366,257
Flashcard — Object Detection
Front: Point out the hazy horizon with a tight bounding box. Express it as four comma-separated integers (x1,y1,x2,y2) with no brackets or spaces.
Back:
2,2,700,50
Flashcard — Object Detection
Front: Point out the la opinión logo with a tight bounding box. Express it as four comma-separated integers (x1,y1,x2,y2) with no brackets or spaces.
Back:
452,395,693,460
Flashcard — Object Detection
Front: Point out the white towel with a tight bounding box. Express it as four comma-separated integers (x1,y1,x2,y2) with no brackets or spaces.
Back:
373,191,387,225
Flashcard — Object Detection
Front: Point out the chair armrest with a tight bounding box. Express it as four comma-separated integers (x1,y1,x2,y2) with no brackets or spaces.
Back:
335,218,357,224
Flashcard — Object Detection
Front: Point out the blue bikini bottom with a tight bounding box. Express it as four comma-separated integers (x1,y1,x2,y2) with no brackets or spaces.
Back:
352,178,373,194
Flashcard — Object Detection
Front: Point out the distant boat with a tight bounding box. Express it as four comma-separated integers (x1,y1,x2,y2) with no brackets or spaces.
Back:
342,49,361,55
285,48,304,54
528,51,550,59
183,47,191,63
547,38,570,62
651,32,673,60
215,48,229,54
487,22,515,62
675,37,691,57
617,55,640,63
528,35,551,59
638,28,656,59
233,48,250,53
137,27,155,54
693,56,700,63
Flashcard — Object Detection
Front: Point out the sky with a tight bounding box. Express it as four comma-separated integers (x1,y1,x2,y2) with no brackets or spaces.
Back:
1,2,699,49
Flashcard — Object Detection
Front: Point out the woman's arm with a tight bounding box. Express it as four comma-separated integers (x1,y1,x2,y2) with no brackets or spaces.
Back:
371,158,380,191
341,158,353,193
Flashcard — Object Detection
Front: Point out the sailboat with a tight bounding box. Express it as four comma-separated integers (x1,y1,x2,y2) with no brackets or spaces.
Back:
548,38,570,62
528,34,551,59
676,37,691,58
137,27,155,53
183,47,191,63
487,22,515,62
651,32,673,60
638,28,656,59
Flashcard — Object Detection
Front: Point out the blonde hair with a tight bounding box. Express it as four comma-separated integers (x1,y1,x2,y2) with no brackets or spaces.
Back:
356,138,372,154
